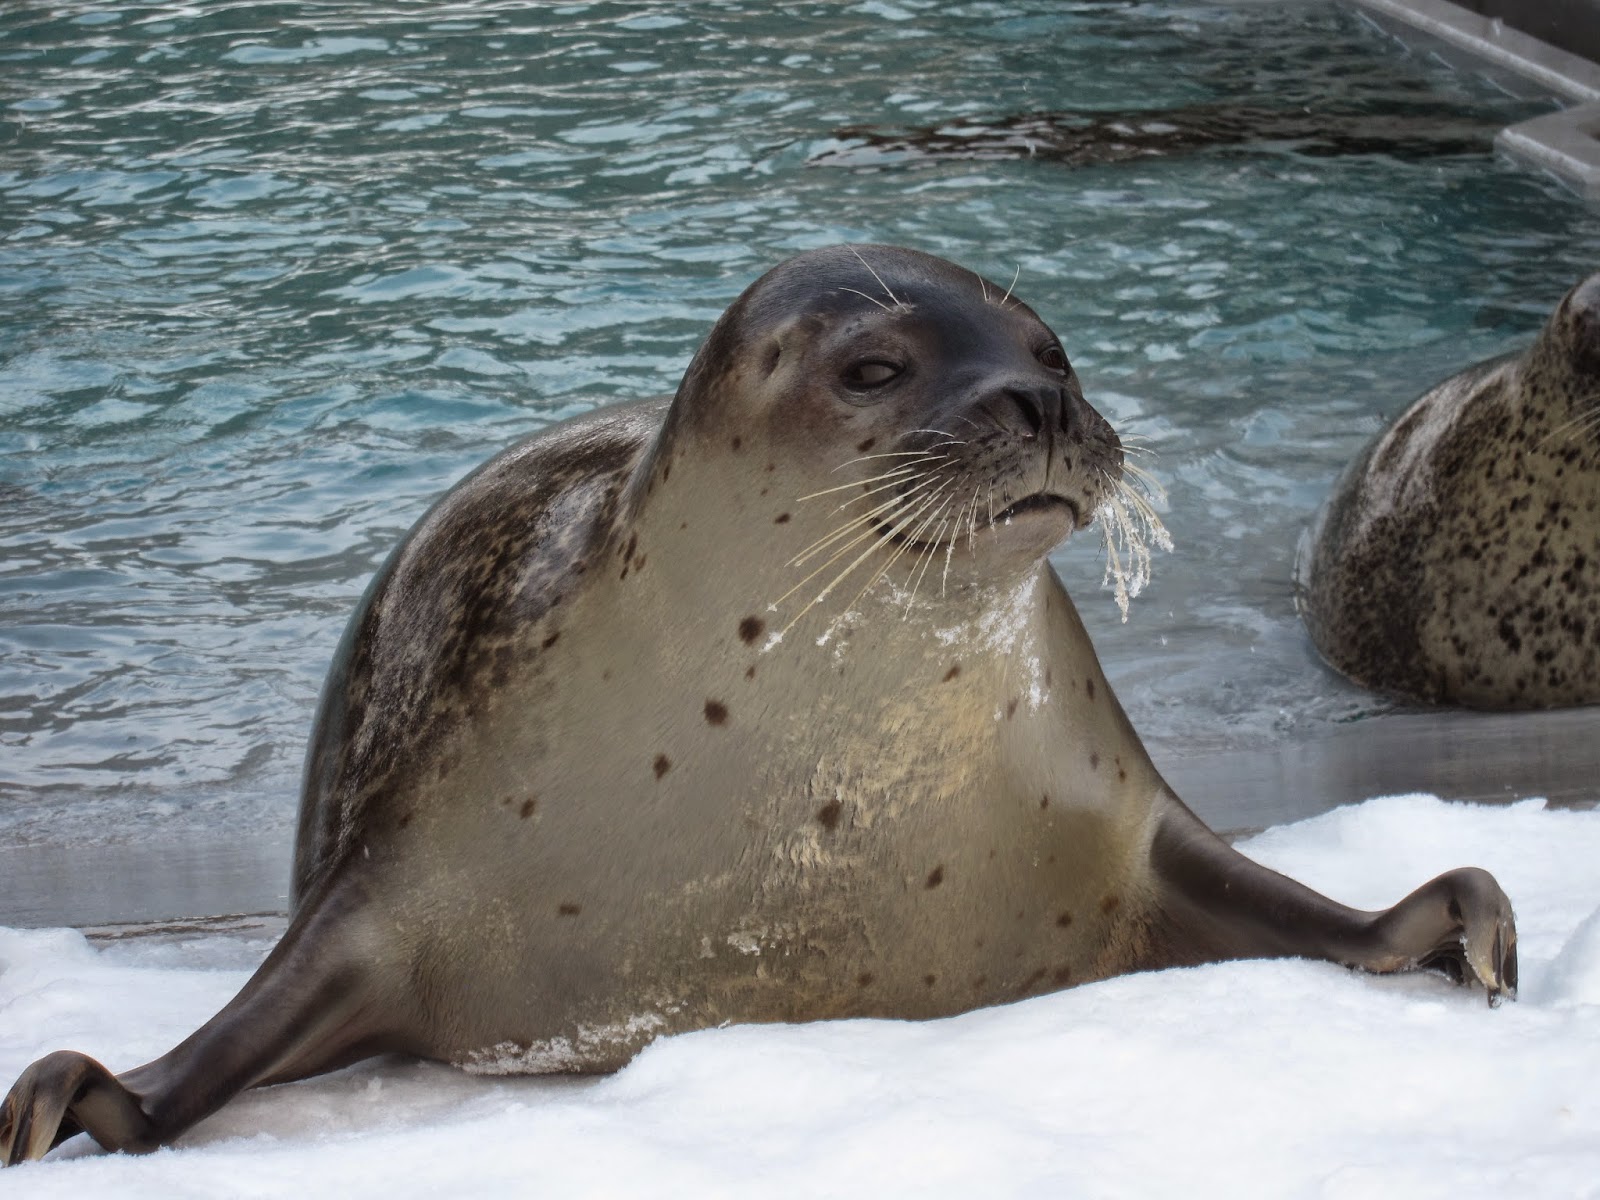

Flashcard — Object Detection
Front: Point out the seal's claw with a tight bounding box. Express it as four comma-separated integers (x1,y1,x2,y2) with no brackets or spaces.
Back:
1372,865,1518,1005
0,1050,150,1165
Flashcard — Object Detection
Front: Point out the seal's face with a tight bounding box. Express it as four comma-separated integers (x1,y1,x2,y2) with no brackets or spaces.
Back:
694,246,1124,568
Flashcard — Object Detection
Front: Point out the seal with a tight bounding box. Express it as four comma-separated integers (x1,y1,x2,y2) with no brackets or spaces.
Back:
1297,271,1600,708
1,245,1517,1165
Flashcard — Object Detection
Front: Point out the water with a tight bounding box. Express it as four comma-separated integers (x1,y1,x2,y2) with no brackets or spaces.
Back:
3,0,1599,922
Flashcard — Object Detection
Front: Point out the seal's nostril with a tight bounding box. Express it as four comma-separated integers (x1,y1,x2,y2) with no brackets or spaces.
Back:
1060,388,1080,440
1007,388,1045,437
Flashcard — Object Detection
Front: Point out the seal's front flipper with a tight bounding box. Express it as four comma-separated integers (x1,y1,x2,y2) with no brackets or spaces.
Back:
1,1051,146,1163
1148,801,1518,1003
0,875,405,1165
1369,867,1517,1005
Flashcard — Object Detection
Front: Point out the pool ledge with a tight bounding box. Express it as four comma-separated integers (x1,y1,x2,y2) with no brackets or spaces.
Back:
1348,0,1600,197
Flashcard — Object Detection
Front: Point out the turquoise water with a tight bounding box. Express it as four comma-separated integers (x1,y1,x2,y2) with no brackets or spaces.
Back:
3,0,1599,852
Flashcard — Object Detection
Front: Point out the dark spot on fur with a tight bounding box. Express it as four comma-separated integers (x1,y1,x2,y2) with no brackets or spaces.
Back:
602,668,612,681
1089,752,1099,770
1100,894,1121,915
1045,667,1052,688
704,699,728,725
398,812,412,829
663,463,671,481
1052,966,1073,986
926,865,944,889
738,616,765,644
731,435,742,451
774,512,791,524
817,798,842,830
542,632,559,650
924,973,937,987
653,754,671,779
557,903,581,916
1086,678,1096,701
1006,697,1018,718
857,972,874,987
1057,911,1073,928
624,533,637,562
942,664,961,682
857,436,876,453
1040,793,1050,809
634,554,646,571
519,797,536,819
745,665,756,680
619,565,629,580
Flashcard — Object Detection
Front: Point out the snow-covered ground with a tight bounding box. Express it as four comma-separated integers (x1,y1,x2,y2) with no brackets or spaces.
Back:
3,794,1600,1199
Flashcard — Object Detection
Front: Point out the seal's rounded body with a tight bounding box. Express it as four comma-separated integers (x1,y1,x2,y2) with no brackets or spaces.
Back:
3,247,1517,1164
1297,273,1600,709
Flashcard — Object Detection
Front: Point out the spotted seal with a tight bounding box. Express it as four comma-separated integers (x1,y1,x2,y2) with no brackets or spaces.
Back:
2,245,1516,1164
1297,271,1600,708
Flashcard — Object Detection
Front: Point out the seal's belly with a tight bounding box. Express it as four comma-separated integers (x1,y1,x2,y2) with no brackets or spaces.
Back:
403,781,1145,1071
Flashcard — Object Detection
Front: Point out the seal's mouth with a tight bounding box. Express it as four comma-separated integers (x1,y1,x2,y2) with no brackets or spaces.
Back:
991,492,1082,529
876,490,1082,551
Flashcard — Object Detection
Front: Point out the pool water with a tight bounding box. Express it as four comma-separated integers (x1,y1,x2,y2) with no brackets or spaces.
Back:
3,0,1599,920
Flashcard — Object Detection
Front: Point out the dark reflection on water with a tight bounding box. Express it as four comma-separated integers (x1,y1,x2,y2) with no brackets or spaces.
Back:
2,1,1599,922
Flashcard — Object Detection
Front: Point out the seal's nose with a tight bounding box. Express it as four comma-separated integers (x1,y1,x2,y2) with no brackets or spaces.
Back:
997,382,1073,441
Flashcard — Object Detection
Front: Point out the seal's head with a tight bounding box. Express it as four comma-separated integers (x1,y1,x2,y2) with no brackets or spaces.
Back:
1524,270,1600,442
643,246,1142,634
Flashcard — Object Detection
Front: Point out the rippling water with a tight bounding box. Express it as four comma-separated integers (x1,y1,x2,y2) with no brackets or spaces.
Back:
3,0,1599,853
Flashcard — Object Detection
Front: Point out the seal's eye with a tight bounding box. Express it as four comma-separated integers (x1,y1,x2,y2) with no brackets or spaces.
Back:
1037,344,1069,373
843,360,903,391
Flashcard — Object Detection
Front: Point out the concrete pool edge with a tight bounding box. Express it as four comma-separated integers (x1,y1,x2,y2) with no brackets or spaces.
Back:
1348,0,1600,196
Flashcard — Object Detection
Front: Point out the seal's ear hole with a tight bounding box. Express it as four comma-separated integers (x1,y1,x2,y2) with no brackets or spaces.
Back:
762,341,782,378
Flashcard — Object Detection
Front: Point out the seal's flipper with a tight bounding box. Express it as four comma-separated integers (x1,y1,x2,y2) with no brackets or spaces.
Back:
1,877,405,1164
1149,802,1517,1003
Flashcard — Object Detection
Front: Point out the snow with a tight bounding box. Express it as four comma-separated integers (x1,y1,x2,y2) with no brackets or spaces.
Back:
4,794,1600,1198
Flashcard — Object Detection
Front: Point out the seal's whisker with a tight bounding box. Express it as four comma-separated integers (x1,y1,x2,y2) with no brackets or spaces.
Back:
849,245,904,309
775,511,913,613
787,474,949,569
797,463,928,502
1093,466,1174,623
1535,393,1600,447
1119,460,1168,503
939,509,962,596
904,428,964,443
903,489,961,614
973,269,991,305
836,483,956,628
783,483,950,638
964,482,984,550
828,465,951,510
999,263,1021,310
839,286,892,312
828,451,944,473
